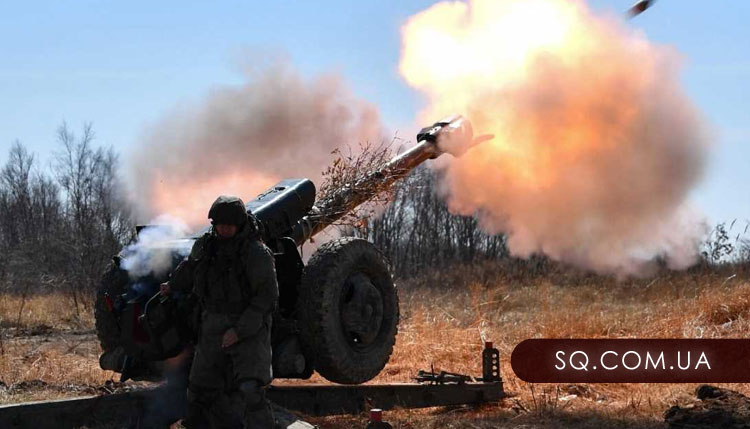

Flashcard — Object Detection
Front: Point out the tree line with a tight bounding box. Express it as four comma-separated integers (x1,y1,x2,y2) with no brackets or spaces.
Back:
0,123,133,311
3,125,743,305
350,165,509,278
1,126,507,304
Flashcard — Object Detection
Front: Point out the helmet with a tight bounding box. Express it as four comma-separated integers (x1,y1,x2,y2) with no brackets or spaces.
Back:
208,195,248,226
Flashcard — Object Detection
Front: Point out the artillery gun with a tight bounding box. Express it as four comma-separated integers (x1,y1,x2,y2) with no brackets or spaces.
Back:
95,116,486,385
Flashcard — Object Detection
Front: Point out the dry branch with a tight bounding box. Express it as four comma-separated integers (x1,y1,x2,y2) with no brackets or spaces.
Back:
316,137,400,233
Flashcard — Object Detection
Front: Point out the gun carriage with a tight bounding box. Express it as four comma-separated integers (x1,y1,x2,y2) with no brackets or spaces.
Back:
95,116,483,384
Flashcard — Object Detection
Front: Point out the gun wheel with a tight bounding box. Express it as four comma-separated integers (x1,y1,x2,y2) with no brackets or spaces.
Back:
297,237,399,384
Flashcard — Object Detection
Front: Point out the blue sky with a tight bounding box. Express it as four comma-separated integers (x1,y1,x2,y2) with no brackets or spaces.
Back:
0,1,748,225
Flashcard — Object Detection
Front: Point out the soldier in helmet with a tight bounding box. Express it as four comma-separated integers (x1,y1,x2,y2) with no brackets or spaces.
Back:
160,195,278,428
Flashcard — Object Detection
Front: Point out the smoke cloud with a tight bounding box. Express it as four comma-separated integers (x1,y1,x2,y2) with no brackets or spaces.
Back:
120,215,192,279
400,0,709,274
129,62,383,227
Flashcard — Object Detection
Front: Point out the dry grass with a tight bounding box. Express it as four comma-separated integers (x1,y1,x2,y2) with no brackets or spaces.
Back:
307,262,750,428
0,294,126,405
0,331,126,404
0,293,94,333
1,262,750,427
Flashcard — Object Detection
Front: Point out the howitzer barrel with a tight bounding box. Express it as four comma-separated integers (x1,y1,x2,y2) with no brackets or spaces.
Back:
290,115,484,245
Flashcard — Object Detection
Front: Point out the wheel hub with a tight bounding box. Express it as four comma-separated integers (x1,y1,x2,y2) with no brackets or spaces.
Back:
340,274,383,346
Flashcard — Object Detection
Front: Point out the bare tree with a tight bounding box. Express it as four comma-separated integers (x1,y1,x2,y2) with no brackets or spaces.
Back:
0,142,57,325
53,123,133,312
0,142,34,249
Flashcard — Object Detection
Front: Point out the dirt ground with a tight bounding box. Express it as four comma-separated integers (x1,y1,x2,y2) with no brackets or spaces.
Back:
1,263,749,428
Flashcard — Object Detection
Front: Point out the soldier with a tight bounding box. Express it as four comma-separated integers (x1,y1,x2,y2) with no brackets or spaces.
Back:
160,195,278,428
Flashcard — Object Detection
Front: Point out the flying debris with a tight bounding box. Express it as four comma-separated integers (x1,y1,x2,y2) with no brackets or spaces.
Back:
628,0,656,18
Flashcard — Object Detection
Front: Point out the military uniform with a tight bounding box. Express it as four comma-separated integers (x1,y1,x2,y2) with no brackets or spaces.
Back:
169,196,278,428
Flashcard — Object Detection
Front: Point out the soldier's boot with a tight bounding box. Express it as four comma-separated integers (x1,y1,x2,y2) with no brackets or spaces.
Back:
120,355,158,382
183,385,214,429
98,346,126,371
239,380,275,429
100,347,153,382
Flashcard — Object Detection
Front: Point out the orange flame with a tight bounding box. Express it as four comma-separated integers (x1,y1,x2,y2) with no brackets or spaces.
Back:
400,0,643,185
400,0,707,273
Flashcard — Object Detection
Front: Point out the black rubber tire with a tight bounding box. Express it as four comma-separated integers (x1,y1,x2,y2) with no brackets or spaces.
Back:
95,259,129,351
297,237,399,384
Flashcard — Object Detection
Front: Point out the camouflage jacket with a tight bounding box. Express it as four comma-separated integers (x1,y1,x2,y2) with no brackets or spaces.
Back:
168,222,278,340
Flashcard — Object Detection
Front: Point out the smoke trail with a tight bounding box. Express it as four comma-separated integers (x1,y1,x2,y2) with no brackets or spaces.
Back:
129,62,383,227
400,0,709,274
